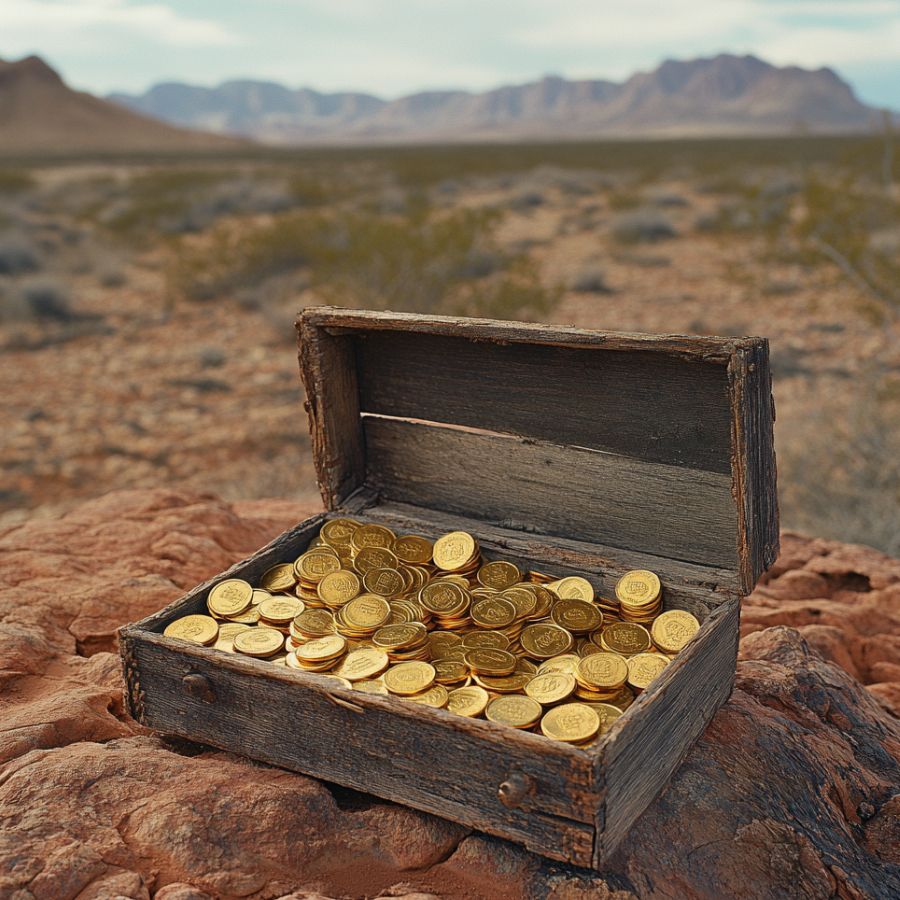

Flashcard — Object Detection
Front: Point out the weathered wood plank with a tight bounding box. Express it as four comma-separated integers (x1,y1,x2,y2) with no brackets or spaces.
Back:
729,342,780,593
596,595,740,864
354,329,732,474
364,417,738,570
296,316,365,510
124,632,597,865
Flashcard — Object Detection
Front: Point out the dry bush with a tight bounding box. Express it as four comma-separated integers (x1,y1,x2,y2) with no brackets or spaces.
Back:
611,208,677,243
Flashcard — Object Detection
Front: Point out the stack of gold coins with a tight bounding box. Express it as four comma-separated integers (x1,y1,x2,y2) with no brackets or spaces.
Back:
615,570,662,623
162,519,703,745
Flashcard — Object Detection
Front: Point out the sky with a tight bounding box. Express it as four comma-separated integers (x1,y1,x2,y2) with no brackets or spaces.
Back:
2,0,899,108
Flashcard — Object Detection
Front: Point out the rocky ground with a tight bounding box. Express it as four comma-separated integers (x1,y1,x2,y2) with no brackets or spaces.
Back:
1,489,898,899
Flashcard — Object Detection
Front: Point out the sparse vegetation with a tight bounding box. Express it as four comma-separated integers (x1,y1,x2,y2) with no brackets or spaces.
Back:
611,208,677,243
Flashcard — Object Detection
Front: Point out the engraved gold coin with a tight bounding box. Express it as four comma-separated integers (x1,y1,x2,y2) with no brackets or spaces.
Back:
433,658,469,684
500,586,538,619
342,594,391,630
474,673,533,693
292,608,335,637
295,551,341,583
333,648,390,681
405,684,450,708
576,652,629,690
295,634,347,662
164,614,219,645
353,546,399,575
464,648,517,675
525,672,577,705
259,564,296,593
207,579,253,618
419,581,469,616
250,589,271,606
224,605,260,625
461,631,510,651
520,623,575,659
599,622,652,656
353,679,389,695
551,576,595,603
384,661,436,695
392,534,434,564
316,570,361,606
584,702,623,733
233,626,285,658
350,523,396,552
257,595,303,625
651,610,700,654
447,685,489,717
627,652,669,691
433,531,477,571
551,598,602,634
470,596,516,629
615,570,661,607
477,560,521,590
321,518,359,546
373,622,427,650
486,695,542,729
363,567,407,598
540,702,600,743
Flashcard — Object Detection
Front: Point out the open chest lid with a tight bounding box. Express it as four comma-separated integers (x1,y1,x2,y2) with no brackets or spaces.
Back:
297,307,778,597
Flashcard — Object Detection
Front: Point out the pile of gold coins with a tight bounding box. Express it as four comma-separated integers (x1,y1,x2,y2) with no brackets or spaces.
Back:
164,520,700,746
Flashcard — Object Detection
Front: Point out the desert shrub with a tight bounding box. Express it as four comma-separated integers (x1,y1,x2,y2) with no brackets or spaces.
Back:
568,265,612,294
611,208,677,243
450,259,561,321
0,232,40,275
508,189,545,211
607,190,641,211
645,189,690,208
0,169,36,194
19,278,74,321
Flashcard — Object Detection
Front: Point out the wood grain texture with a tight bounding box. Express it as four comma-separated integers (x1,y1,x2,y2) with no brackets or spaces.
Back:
364,416,738,570
296,316,365,510
354,329,733,473
729,341,780,593
126,631,597,864
595,595,741,864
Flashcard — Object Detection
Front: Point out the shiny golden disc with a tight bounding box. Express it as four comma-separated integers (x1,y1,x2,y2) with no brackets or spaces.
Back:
321,518,359,546
433,658,469,684
627,652,669,691
164,614,219,646
447,685,490,717
362,567,407,598
350,523,396,552
476,560,522,590
599,622,652,657
540,703,600,743
250,589,271,606
464,648,517,675
384,661,436,695
233,626,285,658
207,579,253,618
353,546,400,575
615,570,661,607
353,679,389,695
486,695,542,729
373,622,427,650
342,594,392,630
650,610,700,654
419,581,469,616
334,648,390,681
405,684,450,708
292,608,334,636
294,633,347,662
551,576,595,603
295,551,341,583
392,534,434,564
461,631,511,651
525,672,577,705
500,586,538,619
551,598,602,634
316,569,361,606
259,564,297,593
257,595,303,625
470,596,517,629
583,702,623,733
433,531,477,571
474,672,533,693
224,605,261,625
520,623,575,659
576,652,629,690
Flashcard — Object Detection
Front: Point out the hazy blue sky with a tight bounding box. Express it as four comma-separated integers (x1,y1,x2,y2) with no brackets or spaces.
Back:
3,0,899,107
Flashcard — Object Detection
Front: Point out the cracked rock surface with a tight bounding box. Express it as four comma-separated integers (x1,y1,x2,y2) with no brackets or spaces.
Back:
1,490,898,899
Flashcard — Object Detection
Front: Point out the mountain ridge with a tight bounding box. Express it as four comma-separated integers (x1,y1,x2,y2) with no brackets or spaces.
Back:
108,53,884,144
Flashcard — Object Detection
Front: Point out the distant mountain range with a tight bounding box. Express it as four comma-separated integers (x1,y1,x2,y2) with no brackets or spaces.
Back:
109,54,885,144
0,55,241,154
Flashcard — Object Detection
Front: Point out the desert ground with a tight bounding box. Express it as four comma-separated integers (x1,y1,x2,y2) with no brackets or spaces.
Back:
1,136,898,553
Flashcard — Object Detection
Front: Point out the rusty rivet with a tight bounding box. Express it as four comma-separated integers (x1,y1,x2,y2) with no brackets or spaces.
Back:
498,773,534,809
182,673,215,703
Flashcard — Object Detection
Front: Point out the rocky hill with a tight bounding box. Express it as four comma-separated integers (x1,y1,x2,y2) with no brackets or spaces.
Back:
0,56,243,155
0,489,897,898
110,53,883,144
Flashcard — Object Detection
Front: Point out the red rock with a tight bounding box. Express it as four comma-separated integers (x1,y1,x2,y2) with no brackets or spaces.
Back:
0,490,898,899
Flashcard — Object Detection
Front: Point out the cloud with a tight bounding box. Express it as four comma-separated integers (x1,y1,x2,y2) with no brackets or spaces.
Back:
3,0,238,50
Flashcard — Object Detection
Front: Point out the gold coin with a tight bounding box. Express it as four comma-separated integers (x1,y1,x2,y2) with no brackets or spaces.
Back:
470,596,517,629
362,567,407,598
392,534,434,564
405,684,449,708
525,672,577,705
373,622,427,650
233,627,285,658
615,570,661,607
650,610,700,654
257,596,303,625
486,695,542,729
353,546,400,575
316,570,361,606
627,653,669,691
551,576,595,603
576,652,629,690
599,622,651,656
540,703,600,743
350,523,396,552
464,648,517,675
292,608,334,637
295,634,347,662
461,631,510,651
419,581,469,616
321,518,359,546
342,594,392,630
433,531,477,571
224,606,260,625
207,579,253,618
551,598,602,634
474,673,533,693
250,589,271,606
383,661,436,695
433,658,469,684
583,702,623,733
164,614,219,645
260,564,297,593
499,586,538,619
476,560,521,590
520,623,575,659
217,621,252,641
447,685,490,717
354,679,389,695
295,551,341,583
334,648,390,681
